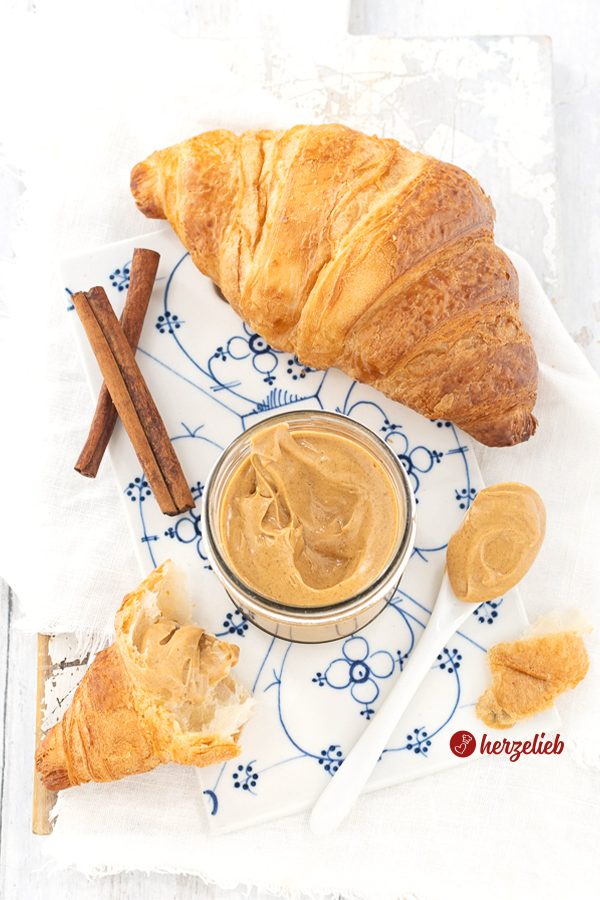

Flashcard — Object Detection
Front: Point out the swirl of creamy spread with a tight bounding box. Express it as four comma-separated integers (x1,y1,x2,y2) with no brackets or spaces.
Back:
446,482,546,604
136,619,238,707
220,423,400,608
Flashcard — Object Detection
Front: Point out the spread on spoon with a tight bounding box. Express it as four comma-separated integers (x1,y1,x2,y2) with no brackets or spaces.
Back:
446,481,546,604
220,422,400,608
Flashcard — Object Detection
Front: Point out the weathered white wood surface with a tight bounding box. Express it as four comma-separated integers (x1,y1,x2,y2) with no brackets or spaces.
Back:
350,0,600,375
1,0,600,898
200,32,559,303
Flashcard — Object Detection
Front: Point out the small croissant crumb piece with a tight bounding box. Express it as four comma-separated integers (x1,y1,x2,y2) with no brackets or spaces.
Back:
35,560,255,790
476,609,592,729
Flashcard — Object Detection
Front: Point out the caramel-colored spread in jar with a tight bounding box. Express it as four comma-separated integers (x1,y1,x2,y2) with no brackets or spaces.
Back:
446,482,546,604
220,423,400,608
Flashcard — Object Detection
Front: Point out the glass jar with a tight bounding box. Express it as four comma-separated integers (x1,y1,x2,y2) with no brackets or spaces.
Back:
202,410,417,643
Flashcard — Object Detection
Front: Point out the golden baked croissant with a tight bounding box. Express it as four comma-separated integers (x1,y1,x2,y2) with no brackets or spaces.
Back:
35,561,255,791
131,123,538,447
476,609,591,729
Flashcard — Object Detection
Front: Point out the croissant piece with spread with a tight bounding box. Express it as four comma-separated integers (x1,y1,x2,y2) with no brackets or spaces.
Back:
131,123,538,447
35,561,255,791
476,609,592,729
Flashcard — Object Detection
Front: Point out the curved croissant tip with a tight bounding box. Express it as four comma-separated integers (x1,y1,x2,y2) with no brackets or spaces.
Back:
465,411,538,448
130,158,166,219
520,412,538,443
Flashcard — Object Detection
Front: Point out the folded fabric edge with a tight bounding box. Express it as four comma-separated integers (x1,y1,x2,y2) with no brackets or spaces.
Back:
14,614,112,661
505,246,600,387
43,812,425,900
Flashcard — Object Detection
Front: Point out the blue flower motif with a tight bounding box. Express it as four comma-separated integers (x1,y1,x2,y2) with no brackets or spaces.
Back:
156,310,183,334
109,262,131,292
285,355,315,381
435,647,462,674
318,745,344,774
456,486,477,509
313,636,396,719
218,610,249,638
474,597,503,624
124,475,159,562
233,761,259,793
406,726,432,755
126,476,152,503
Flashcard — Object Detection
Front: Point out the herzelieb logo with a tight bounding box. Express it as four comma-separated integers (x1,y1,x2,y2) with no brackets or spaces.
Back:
449,730,565,761
480,732,564,761
449,730,476,757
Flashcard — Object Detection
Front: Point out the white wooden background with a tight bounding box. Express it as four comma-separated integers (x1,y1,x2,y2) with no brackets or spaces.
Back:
1,1,600,898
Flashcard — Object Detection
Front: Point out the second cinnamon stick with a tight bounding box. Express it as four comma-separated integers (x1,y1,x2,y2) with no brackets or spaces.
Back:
75,248,160,477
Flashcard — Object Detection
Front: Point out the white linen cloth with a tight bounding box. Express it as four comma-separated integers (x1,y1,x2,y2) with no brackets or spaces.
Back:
0,6,599,899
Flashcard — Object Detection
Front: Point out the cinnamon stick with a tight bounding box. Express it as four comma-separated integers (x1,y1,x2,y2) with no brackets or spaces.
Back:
75,248,160,477
71,285,195,517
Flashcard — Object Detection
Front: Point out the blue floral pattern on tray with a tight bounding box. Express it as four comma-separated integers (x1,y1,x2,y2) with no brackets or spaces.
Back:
59,227,539,835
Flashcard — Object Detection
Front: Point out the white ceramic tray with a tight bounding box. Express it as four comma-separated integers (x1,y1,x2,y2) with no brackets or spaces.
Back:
58,226,559,833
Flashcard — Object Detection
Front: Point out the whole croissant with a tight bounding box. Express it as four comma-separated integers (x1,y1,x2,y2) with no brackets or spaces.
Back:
35,561,255,791
131,124,538,447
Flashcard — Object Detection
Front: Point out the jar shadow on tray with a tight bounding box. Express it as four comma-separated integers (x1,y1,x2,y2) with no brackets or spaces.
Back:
202,410,417,643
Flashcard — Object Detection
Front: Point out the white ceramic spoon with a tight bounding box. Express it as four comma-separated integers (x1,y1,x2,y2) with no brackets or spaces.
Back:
309,570,474,836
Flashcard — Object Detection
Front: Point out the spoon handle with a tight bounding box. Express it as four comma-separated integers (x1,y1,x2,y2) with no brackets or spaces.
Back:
309,573,473,836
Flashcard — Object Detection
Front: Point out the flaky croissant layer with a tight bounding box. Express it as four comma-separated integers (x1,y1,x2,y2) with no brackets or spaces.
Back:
131,124,538,447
